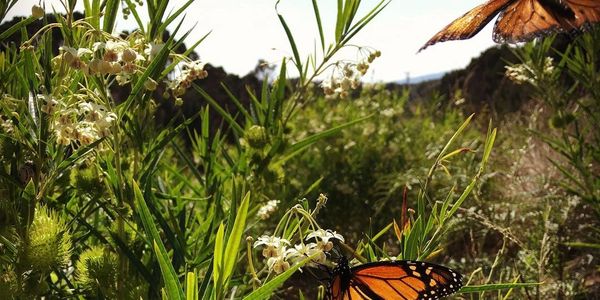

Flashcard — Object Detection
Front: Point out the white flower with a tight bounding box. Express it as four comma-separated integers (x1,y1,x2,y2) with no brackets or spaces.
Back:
40,95,59,114
257,200,280,220
306,229,344,252
381,108,395,117
181,60,208,80
145,42,165,58
322,86,336,97
307,229,344,243
116,74,131,85
92,42,105,52
543,56,554,75
55,128,72,145
78,102,93,114
1,118,14,133
285,243,317,259
343,141,356,150
60,46,92,70
285,243,326,265
75,123,99,145
505,63,535,85
253,235,290,258
60,46,93,58
266,255,290,274
183,60,204,72
340,77,352,91
105,40,129,53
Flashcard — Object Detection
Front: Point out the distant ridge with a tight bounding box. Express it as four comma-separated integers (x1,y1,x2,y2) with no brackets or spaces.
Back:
394,71,446,85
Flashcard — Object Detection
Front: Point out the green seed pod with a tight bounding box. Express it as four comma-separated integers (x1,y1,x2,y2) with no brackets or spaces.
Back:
69,166,103,197
22,206,72,273
0,269,20,298
76,246,118,298
245,125,268,149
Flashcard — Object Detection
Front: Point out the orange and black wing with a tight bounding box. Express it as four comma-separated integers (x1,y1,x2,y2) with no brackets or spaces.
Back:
329,260,463,300
566,0,600,27
419,0,514,51
493,0,600,43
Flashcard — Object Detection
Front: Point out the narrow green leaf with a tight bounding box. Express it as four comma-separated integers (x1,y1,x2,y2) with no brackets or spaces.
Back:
275,7,302,76
222,192,251,284
134,180,184,299
193,84,244,135
186,271,198,300
221,83,253,122
335,0,344,42
460,282,542,293
212,222,225,291
0,16,35,42
564,242,600,249
154,241,184,300
243,253,319,300
311,0,325,51
157,0,195,35
102,0,119,33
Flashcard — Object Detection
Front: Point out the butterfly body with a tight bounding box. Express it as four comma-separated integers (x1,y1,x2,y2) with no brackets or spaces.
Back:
327,257,463,300
420,0,600,51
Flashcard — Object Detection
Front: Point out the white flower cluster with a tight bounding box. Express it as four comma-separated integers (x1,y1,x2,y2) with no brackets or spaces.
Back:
45,96,117,146
257,200,280,220
57,38,147,86
253,229,344,274
321,50,381,99
168,60,208,97
0,118,13,134
55,36,209,105
504,57,554,85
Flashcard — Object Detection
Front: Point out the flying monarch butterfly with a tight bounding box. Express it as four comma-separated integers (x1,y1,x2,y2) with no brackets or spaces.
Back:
420,0,600,51
327,257,463,300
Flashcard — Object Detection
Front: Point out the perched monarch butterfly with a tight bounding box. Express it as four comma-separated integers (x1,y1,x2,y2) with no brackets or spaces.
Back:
327,257,463,300
420,0,600,51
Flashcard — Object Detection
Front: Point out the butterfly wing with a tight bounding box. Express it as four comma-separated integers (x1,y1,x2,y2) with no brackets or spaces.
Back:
329,260,463,300
419,0,514,51
493,0,600,42
564,0,600,27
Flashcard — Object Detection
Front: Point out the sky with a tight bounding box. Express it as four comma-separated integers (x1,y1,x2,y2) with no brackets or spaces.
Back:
6,0,499,82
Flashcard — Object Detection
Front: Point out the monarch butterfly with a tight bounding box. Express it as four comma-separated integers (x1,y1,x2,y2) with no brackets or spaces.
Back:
420,0,600,51
327,257,463,300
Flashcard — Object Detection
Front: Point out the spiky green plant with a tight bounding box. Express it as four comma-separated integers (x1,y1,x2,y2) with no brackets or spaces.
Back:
0,268,19,299
76,246,119,298
21,205,71,273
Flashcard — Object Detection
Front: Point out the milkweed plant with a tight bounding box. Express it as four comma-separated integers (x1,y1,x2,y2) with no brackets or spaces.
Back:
0,0,541,299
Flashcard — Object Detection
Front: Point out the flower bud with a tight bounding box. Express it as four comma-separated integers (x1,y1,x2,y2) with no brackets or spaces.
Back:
121,48,137,62
89,58,101,74
99,60,112,74
245,125,268,149
144,78,157,91
110,62,122,74
32,5,44,19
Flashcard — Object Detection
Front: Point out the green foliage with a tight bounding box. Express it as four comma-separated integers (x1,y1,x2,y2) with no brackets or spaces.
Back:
3,0,596,299
76,246,119,298
508,32,600,216
284,85,482,237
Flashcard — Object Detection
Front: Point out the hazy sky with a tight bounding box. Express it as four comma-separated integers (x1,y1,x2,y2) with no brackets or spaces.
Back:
6,0,499,82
